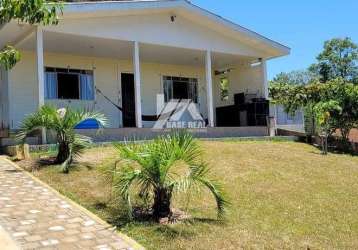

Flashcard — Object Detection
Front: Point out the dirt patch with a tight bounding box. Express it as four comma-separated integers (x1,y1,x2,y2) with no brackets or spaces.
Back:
14,158,41,171
76,146,117,165
132,207,191,225
349,129,358,143
14,146,118,171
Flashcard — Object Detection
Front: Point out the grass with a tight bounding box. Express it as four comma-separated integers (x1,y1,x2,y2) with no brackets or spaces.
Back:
22,141,358,249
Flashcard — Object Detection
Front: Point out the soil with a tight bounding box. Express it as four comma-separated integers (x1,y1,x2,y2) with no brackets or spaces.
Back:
133,207,191,225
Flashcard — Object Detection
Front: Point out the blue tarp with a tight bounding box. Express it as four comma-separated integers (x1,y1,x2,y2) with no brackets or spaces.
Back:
75,119,100,129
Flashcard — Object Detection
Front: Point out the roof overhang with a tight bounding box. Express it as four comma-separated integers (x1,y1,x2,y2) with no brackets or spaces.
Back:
0,0,290,59
59,0,290,59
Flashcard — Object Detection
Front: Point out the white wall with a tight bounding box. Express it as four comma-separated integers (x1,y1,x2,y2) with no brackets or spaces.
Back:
0,68,4,127
271,104,305,132
43,13,263,57
8,51,208,129
0,67,10,129
8,53,39,130
213,62,265,108
8,50,266,129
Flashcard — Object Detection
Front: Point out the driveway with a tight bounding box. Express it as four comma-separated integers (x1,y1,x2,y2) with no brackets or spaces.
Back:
0,157,143,250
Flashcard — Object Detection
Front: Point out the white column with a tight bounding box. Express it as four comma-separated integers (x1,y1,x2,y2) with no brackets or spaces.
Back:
133,41,143,128
262,59,269,99
36,27,46,143
36,27,45,107
205,50,214,127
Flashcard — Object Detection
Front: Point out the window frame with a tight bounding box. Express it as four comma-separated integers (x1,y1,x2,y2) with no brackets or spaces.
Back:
45,67,95,101
162,75,199,103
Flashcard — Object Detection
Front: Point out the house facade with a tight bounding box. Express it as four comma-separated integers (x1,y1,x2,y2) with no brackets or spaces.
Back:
0,0,289,143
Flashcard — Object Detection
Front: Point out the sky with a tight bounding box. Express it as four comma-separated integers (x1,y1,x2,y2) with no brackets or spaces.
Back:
191,0,358,79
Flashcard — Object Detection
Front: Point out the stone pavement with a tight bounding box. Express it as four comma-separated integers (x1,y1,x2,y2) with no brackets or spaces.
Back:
0,157,143,250
0,225,19,250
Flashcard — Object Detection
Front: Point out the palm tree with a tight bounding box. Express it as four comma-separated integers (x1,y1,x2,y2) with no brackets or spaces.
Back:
17,105,107,173
113,131,229,221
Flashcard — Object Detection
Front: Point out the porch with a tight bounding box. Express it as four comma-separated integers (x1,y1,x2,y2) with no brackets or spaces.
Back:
3,30,273,148
12,29,268,129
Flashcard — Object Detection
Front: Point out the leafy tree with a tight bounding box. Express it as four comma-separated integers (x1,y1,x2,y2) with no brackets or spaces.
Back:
270,78,358,152
113,131,229,221
309,38,358,84
17,106,107,173
313,101,342,154
270,70,318,86
220,77,229,101
0,0,62,69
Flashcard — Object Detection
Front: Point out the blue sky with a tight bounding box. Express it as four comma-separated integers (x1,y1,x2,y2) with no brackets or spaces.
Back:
191,0,358,79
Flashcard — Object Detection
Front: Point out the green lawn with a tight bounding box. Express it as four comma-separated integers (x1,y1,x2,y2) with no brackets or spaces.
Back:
25,141,358,249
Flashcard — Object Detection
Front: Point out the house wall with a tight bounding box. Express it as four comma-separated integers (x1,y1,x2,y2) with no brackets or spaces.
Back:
8,50,265,129
213,62,265,108
0,67,10,129
43,12,264,58
8,51,210,129
271,104,305,132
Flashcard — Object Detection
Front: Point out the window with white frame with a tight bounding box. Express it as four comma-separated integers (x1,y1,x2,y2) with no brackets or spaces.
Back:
163,76,198,103
44,67,95,100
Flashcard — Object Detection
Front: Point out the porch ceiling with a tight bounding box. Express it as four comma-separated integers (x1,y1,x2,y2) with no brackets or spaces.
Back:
17,31,255,69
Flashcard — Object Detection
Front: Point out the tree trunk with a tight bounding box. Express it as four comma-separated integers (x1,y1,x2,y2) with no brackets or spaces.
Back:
325,133,328,154
152,188,172,220
340,128,352,152
320,135,326,155
56,141,71,164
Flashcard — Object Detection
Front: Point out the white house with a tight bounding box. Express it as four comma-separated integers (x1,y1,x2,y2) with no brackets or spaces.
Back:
0,0,290,143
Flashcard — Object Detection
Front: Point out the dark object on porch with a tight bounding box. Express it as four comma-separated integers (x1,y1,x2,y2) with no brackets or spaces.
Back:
216,106,240,127
216,92,269,127
247,101,269,126
234,92,245,105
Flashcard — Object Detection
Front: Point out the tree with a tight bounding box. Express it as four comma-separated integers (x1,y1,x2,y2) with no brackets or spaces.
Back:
270,78,358,153
313,101,342,154
113,131,229,221
270,70,318,86
0,0,62,70
309,38,358,84
16,106,107,173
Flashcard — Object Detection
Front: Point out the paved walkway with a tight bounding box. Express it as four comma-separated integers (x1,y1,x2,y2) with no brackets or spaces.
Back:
0,157,143,250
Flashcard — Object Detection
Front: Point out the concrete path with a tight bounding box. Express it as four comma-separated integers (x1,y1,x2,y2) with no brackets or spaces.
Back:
0,225,19,250
0,157,143,250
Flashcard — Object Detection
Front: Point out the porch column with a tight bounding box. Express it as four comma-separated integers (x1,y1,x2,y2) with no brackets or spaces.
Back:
36,26,46,143
133,41,143,128
205,50,214,127
262,59,269,99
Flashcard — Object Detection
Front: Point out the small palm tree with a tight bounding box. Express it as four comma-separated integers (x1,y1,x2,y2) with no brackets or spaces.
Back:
113,131,229,221
17,105,107,173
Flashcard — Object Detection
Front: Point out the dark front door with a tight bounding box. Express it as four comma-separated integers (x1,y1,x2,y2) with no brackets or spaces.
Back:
121,73,136,127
